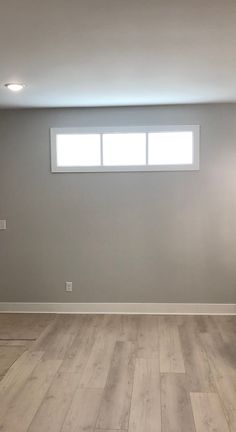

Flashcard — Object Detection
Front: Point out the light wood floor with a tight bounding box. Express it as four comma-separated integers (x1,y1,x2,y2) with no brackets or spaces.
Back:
0,314,235,432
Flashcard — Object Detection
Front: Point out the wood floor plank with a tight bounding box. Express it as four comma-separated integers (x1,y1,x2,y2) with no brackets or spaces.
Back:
28,316,98,432
161,373,196,432
27,371,81,432
212,316,236,370
0,313,55,340
100,314,122,339
0,357,61,432
31,315,80,360
194,316,217,335
61,388,102,432
0,345,26,379
214,374,236,431
200,330,236,378
0,339,32,347
136,315,159,358
79,333,115,388
193,315,208,333
213,316,236,341
160,316,185,373
128,358,161,432
180,322,215,391
119,315,138,341
59,315,98,373
200,332,236,430
190,392,230,432
0,350,44,418
0,314,235,432
96,341,136,430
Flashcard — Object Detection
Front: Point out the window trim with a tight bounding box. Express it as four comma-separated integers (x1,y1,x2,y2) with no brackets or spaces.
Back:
50,125,200,173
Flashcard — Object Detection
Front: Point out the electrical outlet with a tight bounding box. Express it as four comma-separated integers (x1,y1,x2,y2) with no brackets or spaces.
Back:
65,281,73,292
0,220,7,230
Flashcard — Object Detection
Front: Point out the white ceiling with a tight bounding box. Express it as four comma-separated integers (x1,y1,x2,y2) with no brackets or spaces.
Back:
0,0,236,108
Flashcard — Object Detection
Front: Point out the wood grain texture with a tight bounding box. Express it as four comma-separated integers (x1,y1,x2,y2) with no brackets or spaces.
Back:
128,358,161,432
79,333,115,388
31,315,80,360
191,392,230,432
0,350,44,419
0,357,61,432
0,345,26,378
61,388,102,432
214,375,236,431
59,315,98,374
136,314,159,358
0,313,55,340
180,320,215,391
0,340,32,346
161,373,196,432
160,316,185,373
201,325,236,377
0,313,235,431
95,430,126,432
201,330,236,430
119,315,138,341
28,316,98,432
96,341,136,430
27,371,81,432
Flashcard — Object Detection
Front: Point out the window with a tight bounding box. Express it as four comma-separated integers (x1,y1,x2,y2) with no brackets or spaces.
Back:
103,133,146,166
50,125,199,172
148,132,193,165
56,134,101,167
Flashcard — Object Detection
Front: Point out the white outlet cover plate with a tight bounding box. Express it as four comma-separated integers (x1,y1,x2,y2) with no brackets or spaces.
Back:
0,220,7,230
65,282,72,292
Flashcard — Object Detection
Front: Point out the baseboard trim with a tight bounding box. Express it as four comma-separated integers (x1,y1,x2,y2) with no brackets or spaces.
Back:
0,302,235,315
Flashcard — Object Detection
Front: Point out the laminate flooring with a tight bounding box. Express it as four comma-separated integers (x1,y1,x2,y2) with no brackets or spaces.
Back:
0,313,235,431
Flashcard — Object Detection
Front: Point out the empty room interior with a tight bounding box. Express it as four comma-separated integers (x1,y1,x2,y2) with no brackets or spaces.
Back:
0,1,236,431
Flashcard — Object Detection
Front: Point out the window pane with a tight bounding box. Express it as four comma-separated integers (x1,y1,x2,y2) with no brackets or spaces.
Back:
56,134,101,166
148,132,193,165
103,133,146,166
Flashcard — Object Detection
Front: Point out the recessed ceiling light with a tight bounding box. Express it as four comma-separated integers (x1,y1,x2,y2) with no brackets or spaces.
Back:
4,83,25,92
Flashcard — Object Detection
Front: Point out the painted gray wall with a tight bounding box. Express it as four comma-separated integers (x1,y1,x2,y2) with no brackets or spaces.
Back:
0,105,236,303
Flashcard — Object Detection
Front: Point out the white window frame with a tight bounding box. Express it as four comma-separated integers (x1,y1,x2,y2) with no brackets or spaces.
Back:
50,125,200,173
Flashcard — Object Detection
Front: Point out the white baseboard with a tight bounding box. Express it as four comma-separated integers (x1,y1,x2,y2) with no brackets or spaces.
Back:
0,302,235,315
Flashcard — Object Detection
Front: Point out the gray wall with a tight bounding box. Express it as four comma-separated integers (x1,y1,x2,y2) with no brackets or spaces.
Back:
0,104,236,303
